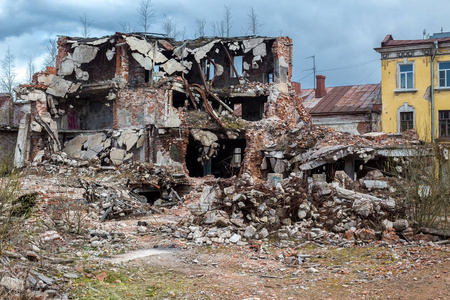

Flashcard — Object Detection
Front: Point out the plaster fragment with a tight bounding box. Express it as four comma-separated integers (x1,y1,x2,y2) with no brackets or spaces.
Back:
243,38,264,53
215,63,224,76
106,48,115,61
110,148,126,165
229,42,239,51
59,55,75,76
75,68,89,81
162,58,186,75
126,36,152,54
132,52,153,70
72,45,99,64
252,43,267,57
193,40,219,63
87,37,109,46
47,77,73,98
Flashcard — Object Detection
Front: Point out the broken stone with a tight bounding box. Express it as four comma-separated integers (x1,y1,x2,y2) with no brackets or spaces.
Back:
33,150,45,163
355,228,375,241
110,148,127,165
40,230,64,243
352,198,374,217
259,228,269,238
137,226,147,233
136,135,145,148
30,120,42,132
382,219,393,230
393,219,409,232
0,277,24,291
229,234,242,243
117,129,139,150
47,76,73,98
363,180,388,189
298,210,307,220
75,68,89,81
63,136,88,158
306,267,319,274
244,225,257,238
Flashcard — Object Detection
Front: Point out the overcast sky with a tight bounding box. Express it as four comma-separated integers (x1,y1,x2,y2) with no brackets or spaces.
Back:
1,0,449,89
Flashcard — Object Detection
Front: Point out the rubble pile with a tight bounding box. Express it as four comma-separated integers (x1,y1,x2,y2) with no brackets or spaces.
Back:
147,167,409,246
80,180,150,222
32,128,147,168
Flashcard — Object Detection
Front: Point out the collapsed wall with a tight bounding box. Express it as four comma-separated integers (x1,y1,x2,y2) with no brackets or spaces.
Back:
10,33,303,179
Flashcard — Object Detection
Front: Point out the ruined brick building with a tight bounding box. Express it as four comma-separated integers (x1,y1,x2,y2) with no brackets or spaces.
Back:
0,33,309,181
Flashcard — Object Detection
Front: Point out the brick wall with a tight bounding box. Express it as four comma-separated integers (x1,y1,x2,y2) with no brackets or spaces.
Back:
272,37,293,84
0,93,12,126
0,131,17,166
13,102,32,128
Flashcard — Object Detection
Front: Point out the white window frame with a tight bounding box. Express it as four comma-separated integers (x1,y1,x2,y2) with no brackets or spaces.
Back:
397,62,414,90
438,61,450,88
397,102,415,133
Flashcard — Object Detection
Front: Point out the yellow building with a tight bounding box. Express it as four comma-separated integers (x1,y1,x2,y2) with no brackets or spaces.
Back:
375,33,450,141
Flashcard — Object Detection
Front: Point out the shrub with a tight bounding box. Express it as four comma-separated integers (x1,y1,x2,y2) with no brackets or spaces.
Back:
0,168,23,252
388,144,450,232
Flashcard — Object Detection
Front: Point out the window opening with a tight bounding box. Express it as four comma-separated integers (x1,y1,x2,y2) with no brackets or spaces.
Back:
231,56,243,77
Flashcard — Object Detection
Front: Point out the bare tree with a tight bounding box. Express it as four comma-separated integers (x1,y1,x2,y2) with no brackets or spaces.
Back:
212,20,225,37
163,14,178,39
223,5,232,37
137,0,155,33
118,21,134,33
26,57,36,84
247,7,262,36
180,26,187,41
43,38,58,69
0,47,17,95
79,13,94,38
195,18,206,38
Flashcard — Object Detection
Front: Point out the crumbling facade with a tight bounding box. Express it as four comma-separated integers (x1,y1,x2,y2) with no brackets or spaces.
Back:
4,33,310,182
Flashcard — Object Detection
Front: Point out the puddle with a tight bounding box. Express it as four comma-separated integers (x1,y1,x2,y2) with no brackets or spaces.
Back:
105,248,175,263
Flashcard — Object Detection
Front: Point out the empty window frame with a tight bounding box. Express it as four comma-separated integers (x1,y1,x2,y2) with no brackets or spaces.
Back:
439,62,450,88
231,56,243,77
439,110,450,137
202,59,215,81
398,63,414,90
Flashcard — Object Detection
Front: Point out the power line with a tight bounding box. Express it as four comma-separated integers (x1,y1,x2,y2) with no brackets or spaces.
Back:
298,71,314,81
317,59,378,73
304,55,316,89
356,65,380,85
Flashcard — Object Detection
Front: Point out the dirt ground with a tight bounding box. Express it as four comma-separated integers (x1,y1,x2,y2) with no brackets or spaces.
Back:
69,213,450,300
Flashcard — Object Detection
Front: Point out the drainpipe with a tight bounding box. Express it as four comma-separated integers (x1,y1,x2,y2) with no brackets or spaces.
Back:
431,41,438,142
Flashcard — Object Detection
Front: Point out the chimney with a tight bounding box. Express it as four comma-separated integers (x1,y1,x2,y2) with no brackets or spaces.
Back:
315,75,326,98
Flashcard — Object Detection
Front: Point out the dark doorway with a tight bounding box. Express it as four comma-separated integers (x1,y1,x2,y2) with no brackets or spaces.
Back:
185,136,246,178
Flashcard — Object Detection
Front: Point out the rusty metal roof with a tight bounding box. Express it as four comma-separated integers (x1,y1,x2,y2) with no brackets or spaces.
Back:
376,34,450,49
299,84,381,115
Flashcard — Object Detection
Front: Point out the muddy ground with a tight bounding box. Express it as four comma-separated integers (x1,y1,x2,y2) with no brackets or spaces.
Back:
66,213,450,300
